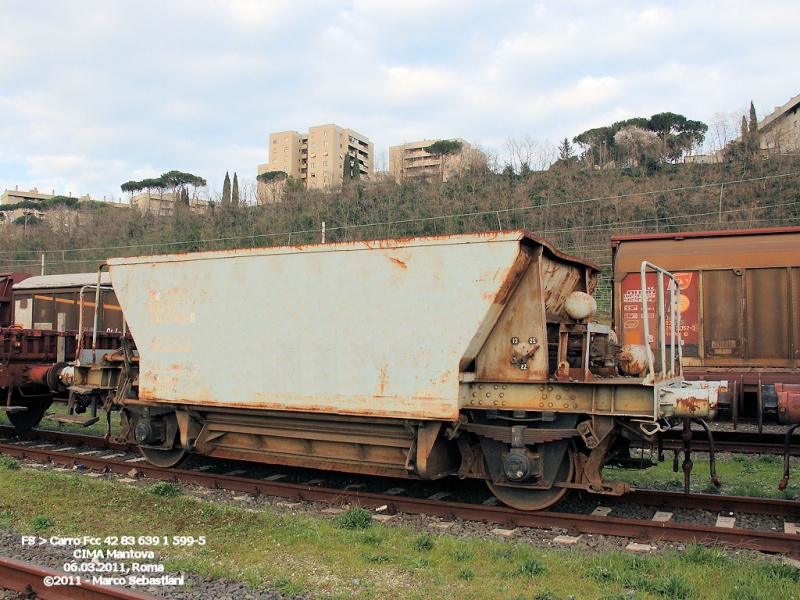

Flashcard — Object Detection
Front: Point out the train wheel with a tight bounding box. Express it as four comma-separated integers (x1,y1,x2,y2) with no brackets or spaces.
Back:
139,445,188,468
7,404,47,431
487,447,575,511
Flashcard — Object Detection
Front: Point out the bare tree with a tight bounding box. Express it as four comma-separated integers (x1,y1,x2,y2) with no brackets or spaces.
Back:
707,108,747,154
374,148,388,173
238,176,258,206
503,135,558,173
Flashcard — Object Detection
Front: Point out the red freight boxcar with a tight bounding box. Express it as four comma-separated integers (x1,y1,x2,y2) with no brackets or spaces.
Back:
612,227,800,426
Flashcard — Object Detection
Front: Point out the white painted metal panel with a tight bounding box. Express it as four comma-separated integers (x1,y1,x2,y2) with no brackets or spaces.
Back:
108,232,546,420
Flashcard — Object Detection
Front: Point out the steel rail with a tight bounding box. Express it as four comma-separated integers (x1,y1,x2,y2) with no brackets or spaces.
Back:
0,555,159,600
652,429,800,456
618,489,800,519
1,442,797,557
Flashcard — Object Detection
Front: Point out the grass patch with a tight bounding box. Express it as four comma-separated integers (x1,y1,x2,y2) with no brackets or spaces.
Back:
0,455,20,470
413,533,435,552
30,515,54,532
359,528,383,547
142,481,181,497
682,542,729,567
457,566,475,581
333,506,372,530
0,465,797,599
449,548,473,562
514,557,548,578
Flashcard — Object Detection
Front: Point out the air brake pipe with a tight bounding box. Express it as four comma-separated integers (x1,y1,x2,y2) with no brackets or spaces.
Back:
693,418,721,488
778,424,799,491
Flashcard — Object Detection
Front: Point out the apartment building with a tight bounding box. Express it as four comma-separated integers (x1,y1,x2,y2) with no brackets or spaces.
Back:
758,93,800,154
130,192,208,216
1,187,55,204
389,138,483,183
258,124,373,195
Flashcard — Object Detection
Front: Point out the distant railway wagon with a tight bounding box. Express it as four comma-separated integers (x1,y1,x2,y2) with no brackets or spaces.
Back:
612,227,800,426
11,272,122,334
0,272,126,429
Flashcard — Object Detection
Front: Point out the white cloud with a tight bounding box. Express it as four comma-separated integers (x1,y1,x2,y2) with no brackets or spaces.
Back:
0,0,799,198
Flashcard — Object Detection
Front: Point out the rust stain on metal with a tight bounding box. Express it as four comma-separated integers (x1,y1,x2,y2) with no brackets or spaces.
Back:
493,249,532,306
619,345,650,376
389,257,407,269
378,368,389,394
776,383,800,424
675,395,707,415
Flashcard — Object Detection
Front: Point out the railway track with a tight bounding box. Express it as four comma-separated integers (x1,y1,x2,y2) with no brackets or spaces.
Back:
0,555,159,600
1,435,797,557
651,428,800,456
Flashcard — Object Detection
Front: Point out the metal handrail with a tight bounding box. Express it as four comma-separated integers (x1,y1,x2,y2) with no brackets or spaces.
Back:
639,261,683,381
77,282,114,364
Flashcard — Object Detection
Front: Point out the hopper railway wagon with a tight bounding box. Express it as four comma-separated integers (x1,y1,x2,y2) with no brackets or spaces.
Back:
57,230,734,511
612,227,800,432
0,272,128,430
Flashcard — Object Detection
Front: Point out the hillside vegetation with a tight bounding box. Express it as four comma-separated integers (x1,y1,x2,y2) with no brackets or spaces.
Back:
1,155,799,287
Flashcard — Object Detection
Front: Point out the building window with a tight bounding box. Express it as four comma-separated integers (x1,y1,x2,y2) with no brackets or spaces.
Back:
272,148,277,154
323,171,328,176
311,143,316,148
324,141,329,146
311,162,316,168
323,161,328,166
323,152,328,156
284,147,289,152
324,131,329,136
272,159,277,164
312,133,317,138
284,157,289,162
272,139,277,144
284,137,289,142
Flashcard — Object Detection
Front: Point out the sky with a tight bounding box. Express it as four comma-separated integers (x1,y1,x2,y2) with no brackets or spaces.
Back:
1,0,799,202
